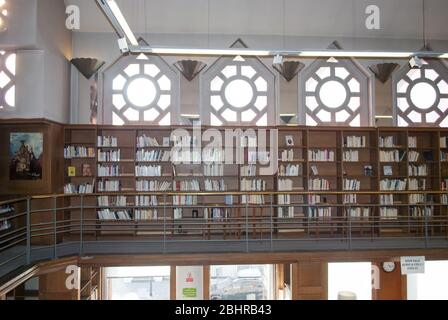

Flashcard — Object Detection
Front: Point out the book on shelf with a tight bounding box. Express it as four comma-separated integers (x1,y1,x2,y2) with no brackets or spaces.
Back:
345,136,366,148
278,179,293,191
98,164,120,177
173,180,200,191
0,205,14,215
248,151,270,163
135,195,158,206
204,179,227,191
383,165,393,176
172,150,202,163
308,178,330,191
98,180,120,192
343,194,357,204
380,179,407,191
343,179,361,191
380,194,394,205
307,207,332,218
240,165,257,177
440,136,448,148
174,208,183,220
308,150,335,162
98,149,121,162
379,136,397,148
137,135,159,147
204,208,228,220
380,207,398,220
408,151,419,162
409,193,432,205
379,150,405,162
285,135,294,146
280,149,294,162
240,136,257,148
97,136,118,147
308,194,323,204
408,178,426,191
240,178,267,191
135,165,162,177
278,205,294,218
97,196,127,207
64,181,95,194
135,209,158,220
136,180,171,192
97,209,131,220
408,164,427,176
82,164,92,176
136,149,170,162
343,150,359,162
278,164,301,176
64,146,95,159
68,166,76,177
345,207,370,218
173,195,198,205
408,136,417,148
363,165,373,176
440,151,448,161
172,135,199,147
202,148,224,163
204,164,224,176
441,194,448,205
410,206,433,217
310,165,318,176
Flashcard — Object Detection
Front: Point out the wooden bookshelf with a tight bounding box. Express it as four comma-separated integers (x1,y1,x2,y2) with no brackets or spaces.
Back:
61,125,448,240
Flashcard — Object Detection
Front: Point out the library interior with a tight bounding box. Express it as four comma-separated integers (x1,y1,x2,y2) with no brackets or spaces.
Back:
1,0,448,301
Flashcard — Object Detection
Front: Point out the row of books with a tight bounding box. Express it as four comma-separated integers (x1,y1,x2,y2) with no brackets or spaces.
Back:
343,150,359,162
98,164,120,177
98,180,120,192
240,179,267,191
241,195,265,204
408,164,427,176
440,136,448,148
380,179,407,191
408,136,417,148
343,194,357,204
97,209,131,220
64,182,94,194
278,179,293,191
0,220,11,231
204,179,227,191
379,136,396,148
171,150,202,163
137,135,170,148
204,208,229,220
410,206,433,217
345,136,367,148
173,135,199,147
173,180,200,191
345,207,370,218
307,207,331,218
308,195,322,204
135,195,158,206
380,194,394,205
136,149,170,162
409,178,426,191
135,165,162,177
280,149,294,162
408,151,419,162
173,195,198,205
278,207,294,218
135,209,158,220
278,164,301,176
98,150,120,162
380,208,398,219
409,193,427,204
379,150,405,162
308,150,335,162
343,179,361,191
98,136,118,147
64,146,95,158
308,178,330,191
240,165,257,177
98,196,127,207
248,151,270,163
277,194,291,205
136,180,171,192
204,164,224,176
0,205,14,215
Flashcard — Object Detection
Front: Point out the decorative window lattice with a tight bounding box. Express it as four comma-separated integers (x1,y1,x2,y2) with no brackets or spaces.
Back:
0,51,15,110
104,54,179,125
201,56,275,126
302,58,370,126
394,59,448,127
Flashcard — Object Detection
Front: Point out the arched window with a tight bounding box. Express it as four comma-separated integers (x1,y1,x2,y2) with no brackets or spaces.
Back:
0,51,16,110
394,59,448,127
301,57,372,126
103,53,180,125
201,56,275,126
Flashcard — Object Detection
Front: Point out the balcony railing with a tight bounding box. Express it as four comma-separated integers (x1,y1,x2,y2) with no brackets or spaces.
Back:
1,191,448,278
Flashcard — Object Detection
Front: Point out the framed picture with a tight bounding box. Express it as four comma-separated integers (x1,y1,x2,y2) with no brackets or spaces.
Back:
285,135,294,146
9,132,43,180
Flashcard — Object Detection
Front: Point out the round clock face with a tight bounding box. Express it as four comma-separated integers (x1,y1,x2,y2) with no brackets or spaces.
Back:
383,262,396,272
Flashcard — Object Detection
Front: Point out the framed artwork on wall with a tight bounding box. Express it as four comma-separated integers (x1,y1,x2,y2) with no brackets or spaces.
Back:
9,132,43,180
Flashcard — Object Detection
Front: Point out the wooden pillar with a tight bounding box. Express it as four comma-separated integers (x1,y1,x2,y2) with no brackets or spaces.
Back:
170,266,176,300
203,265,210,300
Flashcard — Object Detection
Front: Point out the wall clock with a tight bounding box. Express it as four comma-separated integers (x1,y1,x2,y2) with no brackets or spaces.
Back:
382,262,396,273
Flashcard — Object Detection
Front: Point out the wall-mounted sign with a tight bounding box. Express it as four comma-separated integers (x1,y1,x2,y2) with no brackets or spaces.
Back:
400,256,425,275
176,266,203,300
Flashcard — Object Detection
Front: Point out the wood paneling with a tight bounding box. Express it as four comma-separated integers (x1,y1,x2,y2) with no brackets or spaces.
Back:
292,262,328,300
39,268,80,300
372,261,407,300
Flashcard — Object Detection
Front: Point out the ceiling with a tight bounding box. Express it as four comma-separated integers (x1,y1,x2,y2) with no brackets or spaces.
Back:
65,0,448,40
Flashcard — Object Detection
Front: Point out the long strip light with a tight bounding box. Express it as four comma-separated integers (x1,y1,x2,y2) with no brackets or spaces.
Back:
97,0,448,59
96,0,138,46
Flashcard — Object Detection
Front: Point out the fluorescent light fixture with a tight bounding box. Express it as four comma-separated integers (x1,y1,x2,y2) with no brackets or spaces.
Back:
375,115,393,119
181,114,200,118
142,47,272,57
97,0,138,46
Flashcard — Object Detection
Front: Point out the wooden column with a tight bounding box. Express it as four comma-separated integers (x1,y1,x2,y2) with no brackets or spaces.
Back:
292,261,328,300
39,268,80,300
372,262,407,300
203,265,210,300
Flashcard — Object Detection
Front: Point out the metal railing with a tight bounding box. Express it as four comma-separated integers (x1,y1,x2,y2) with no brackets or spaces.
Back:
1,190,448,277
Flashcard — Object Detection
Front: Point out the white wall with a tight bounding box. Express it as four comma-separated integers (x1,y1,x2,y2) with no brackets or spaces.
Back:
407,261,448,300
328,262,372,300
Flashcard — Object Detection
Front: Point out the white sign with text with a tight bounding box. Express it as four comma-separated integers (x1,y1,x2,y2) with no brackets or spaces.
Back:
400,256,425,275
